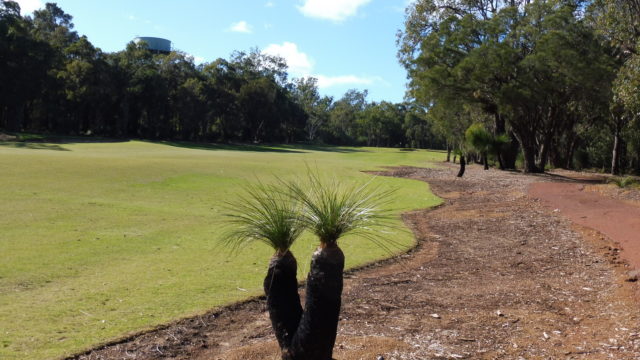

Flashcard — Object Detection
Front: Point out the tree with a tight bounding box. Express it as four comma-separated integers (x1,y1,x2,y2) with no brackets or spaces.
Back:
285,174,393,360
224,175,394,360
400,0,615,173
222,182,305,356
466,123,493,170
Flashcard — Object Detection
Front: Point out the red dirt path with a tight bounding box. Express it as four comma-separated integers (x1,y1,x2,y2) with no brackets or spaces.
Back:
529,181,640,270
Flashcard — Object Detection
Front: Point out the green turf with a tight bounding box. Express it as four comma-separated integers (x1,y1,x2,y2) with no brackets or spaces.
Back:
0,139,444,359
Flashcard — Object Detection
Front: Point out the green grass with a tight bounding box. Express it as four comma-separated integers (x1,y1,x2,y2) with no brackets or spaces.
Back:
0,139,444,360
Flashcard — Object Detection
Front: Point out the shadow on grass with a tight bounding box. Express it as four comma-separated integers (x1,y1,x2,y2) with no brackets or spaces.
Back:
0,132,373,154
159,141,307,153
160,141,369,154
0,141,70,151
281,144,367,153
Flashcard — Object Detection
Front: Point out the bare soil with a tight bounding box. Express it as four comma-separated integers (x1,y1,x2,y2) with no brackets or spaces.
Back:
70,164,640,360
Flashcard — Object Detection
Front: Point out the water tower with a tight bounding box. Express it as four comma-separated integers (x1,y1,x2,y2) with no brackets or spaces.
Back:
133,37,171,54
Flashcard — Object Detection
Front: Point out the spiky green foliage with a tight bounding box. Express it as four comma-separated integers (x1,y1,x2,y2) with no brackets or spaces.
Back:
287,172,397,247
465,123,493,154
607,176,639,188
222,182,305,252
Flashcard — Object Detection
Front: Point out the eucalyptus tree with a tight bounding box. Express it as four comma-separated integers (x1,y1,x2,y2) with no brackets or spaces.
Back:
290,77,332,142
399,0,615,173
589,0,640,174
326,89,368,145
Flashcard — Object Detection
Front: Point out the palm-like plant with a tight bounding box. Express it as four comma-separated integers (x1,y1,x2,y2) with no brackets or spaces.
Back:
222,182,304,354
223,175,395,360
607,176,639,188
285,173,395,360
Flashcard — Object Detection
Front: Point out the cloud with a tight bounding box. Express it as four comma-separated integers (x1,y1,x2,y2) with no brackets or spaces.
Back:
316,75,380,89
263,42,314,77
298,0,372,22
14,0,43,14
193,56,206,65
228,21,252,34
265,1,275,7
262,42,382,89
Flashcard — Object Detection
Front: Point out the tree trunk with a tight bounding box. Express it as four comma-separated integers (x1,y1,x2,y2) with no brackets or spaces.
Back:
537,137,551,173
501,132,519,170
565,136,578,170
289,243,345,360
522,144,540,173
457,155,466,177
264,251,303,358
612,126,621,175
483,152,489,170
446,145,451,162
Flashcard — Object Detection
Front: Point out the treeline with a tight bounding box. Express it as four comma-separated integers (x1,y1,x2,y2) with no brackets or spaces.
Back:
398,0,640,174
0,1,443,149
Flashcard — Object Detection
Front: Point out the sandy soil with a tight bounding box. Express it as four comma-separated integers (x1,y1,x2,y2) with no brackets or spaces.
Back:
69,164,640,360
530,180,640,270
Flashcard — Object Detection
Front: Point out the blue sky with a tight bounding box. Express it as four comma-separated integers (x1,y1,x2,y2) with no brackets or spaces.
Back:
15,0,412,103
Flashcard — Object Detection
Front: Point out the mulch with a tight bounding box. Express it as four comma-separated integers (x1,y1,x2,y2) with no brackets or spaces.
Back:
70,164,640,360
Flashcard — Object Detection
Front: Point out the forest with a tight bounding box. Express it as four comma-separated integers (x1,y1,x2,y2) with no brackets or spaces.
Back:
1,0,640,174
0,1,439,149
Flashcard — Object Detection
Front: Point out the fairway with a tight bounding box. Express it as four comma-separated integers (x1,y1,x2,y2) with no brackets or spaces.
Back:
0,140,443,360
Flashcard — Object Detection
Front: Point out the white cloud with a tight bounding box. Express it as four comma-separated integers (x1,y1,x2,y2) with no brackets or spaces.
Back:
316,75,380,89
263,42,314,77
262,42,382,89
298,0,372,22
265,1,275,7
193,56,206,65
15,0,43,14
228,21,252,34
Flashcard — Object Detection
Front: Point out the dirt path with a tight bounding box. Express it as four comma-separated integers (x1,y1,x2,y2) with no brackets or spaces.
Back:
529,181,640,270
71,165,640,360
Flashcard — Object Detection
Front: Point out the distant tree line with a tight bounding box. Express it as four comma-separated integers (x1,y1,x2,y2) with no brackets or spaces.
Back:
398,0,640,174
0,1,445,149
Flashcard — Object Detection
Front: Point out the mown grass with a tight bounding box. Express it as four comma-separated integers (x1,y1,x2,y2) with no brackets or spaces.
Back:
0,139,444,359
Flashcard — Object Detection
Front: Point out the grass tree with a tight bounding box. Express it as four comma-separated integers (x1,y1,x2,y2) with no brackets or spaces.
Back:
285,173,395,360
224,174,395,360
222,182,305,355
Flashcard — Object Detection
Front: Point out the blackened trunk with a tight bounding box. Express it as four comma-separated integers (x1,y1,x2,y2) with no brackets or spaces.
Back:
483,152,489,170
264,251,303,358
290,244,345,360
501,132,519,170
457,155,466,177
446,145,451,162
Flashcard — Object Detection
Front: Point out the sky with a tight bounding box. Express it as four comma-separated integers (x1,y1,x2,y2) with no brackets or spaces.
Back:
14,0,414,103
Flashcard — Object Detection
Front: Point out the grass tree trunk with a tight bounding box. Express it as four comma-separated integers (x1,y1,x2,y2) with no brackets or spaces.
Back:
264,251,303,358
290,243,345,360
457,155,466,177
483,152,489,170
